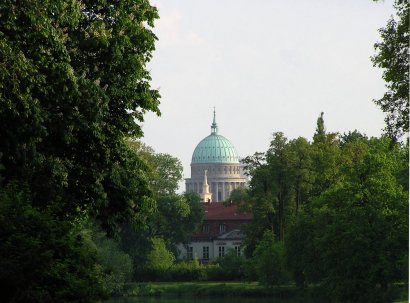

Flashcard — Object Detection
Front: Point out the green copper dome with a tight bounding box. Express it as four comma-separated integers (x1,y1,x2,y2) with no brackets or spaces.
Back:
191,110,240,164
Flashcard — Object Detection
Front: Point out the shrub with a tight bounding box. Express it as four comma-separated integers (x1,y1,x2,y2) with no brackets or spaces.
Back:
139,237,175,281
211,249,246,280
168,259,207,281
252,230,290,286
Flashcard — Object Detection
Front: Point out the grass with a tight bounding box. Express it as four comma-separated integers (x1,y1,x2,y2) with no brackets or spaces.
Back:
122,281,409,303
124,281,319,299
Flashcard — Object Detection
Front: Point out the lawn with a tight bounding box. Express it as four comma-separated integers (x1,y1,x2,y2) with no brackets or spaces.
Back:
123,281,408,303
125,281,307,298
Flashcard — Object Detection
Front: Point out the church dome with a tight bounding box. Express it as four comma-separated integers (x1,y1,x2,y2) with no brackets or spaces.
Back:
191,110,239,164
192,133,239,164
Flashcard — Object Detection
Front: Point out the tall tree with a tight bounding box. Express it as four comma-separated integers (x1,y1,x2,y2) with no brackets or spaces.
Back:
313,112,326,142
0,0,160,231
287,137,408,301
310,113,342,198
0,1,160,301
265,132,293,241
372,0,409,140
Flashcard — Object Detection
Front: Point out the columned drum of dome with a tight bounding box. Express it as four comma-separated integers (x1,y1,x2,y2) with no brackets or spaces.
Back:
185,110,247,202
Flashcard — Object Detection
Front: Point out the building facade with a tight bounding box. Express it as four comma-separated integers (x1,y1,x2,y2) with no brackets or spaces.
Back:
177,203,252,262
185,110,247,202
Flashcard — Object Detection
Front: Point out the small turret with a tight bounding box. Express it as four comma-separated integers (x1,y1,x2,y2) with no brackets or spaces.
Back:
201,169,213,203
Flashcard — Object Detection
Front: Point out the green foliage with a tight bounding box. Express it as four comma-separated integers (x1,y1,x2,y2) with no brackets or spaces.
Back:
242,132,314,256
145,237,176,272
212,249,247,280
313,112,326,142
119,143,204,282
287,137,408,302
0,0,159,232
128,141,183,196
225,187,250,210
340,130,368,146
243,112,408,301
151,192,203,252
310,121,342,198
372,0,409,139
86,222,134,296
168,259,208,281
127,281,318,298
252,231,289,286
0,184,107,302
0,0,160,301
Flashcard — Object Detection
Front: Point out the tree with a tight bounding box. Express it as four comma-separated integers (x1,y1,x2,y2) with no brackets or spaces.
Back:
340,130,368,146
225,187,251,211
119,143,203,279
313,112,326,142
144,237,175,272
372,0,409,140
0,184,108,302
0,0,160,232
310,113,342,199
252,230,289,286
85,221,134,296
287,137,408,302
154,192,204,246
128,141,183,196
0,0,160,301
285,137,313,213
213,248,246,280
265,132,293,241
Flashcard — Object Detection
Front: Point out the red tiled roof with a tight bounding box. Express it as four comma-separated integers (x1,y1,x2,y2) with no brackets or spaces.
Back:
203,203,252,220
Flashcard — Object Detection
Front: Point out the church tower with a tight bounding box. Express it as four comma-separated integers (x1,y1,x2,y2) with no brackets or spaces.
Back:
185,109,247,202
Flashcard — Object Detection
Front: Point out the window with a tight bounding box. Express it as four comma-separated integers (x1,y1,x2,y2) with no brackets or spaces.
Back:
218,246,225,257
234,246,241,256
219,223,226,234
187,246,193,259
203,246,209,260
202,224,209,233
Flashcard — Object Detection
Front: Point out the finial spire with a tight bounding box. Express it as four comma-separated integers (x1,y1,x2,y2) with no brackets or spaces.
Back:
211,107,218,134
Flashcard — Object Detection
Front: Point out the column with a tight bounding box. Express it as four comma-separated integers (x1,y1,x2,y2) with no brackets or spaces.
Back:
216,182,219,202
222,182,225,201
226,182,230,199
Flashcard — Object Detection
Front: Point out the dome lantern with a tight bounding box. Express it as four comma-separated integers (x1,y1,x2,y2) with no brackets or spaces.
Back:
211,107,218,134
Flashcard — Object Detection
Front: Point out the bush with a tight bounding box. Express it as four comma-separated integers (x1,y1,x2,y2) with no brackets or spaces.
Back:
211,249,246,280
168,259,207,281
87,223,134,296
138,237,176,281
252,230,290,286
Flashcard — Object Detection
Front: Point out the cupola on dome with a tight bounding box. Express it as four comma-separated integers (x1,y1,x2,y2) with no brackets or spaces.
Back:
191,110,239,164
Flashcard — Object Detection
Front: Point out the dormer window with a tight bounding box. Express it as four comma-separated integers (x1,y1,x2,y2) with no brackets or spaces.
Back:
219,223,226,234
202,224,209,233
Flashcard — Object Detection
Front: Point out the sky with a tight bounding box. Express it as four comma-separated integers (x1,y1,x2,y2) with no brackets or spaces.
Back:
141,0,396,191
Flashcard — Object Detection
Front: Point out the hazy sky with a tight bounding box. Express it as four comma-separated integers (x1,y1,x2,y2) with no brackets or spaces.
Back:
142,0,396,191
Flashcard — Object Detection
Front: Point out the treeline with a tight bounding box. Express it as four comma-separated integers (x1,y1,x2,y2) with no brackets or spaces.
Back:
231,113,408,302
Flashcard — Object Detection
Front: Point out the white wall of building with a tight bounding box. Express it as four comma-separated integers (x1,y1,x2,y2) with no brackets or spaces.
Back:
177,239,243,262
